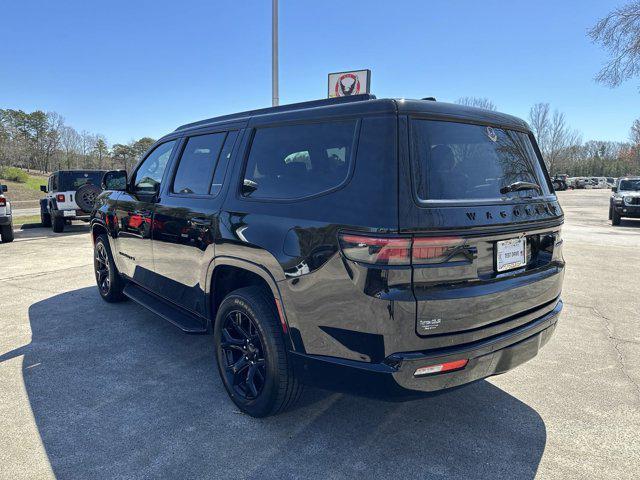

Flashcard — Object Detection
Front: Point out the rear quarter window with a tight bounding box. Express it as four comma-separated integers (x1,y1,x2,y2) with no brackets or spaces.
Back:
241,120,357,200
411,119,551,202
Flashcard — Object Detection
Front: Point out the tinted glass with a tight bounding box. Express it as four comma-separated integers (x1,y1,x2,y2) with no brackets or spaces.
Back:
59,171,104,191
411,120,550,201
172,133,226,195
210,130,238,196
619,179,640,191
242,121,356,199
134,140,176,193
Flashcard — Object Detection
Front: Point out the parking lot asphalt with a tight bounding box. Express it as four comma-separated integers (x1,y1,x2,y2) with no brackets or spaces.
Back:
0,189,638,480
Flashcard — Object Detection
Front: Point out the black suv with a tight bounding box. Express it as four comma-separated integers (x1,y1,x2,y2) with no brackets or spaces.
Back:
609,177,640,225
91,95,565,417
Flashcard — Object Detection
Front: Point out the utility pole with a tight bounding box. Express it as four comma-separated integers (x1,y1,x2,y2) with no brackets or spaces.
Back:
272,0,279,106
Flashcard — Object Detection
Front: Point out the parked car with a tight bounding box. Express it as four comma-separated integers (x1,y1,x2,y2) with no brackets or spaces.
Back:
568,177,586,189
609,177,640,226
40,170,107,232
91,95,565,417
552,174,568,191
0,184,14,243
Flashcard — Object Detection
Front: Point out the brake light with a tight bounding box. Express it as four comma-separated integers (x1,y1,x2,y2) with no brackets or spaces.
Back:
56,194,65,202
412,236,464,264
414,359,468,377
0,198,5,207
338,234,465,266
338,234,411,265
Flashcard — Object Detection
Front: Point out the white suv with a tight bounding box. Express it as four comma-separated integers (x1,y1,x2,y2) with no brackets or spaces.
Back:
0,184,14,243
40,170,106,233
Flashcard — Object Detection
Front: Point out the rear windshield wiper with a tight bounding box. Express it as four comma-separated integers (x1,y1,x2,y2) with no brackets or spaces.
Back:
500,181,542,195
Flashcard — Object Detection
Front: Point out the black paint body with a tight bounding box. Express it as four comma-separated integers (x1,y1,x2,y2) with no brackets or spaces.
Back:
91,96,565,397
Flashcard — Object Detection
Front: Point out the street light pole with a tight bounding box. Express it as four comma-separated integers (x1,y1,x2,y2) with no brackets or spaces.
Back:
272,0,279,106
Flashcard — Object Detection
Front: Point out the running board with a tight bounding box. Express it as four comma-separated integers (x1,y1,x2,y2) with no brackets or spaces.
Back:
123,283,207,334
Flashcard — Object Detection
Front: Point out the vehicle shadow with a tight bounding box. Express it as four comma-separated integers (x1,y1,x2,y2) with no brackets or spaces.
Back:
14,224,89,239
6,287,546,479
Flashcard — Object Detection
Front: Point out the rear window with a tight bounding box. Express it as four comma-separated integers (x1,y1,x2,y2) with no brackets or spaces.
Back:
58,172,104,191
242,120,357,200
411,120,550,201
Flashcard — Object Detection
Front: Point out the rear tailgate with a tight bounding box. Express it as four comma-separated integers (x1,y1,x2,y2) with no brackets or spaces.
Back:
398,115,565,343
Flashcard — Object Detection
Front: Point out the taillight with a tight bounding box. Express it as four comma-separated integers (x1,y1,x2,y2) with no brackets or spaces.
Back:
338,234,464,266
56,194,65,202
0,198,5,207
412,236,464,264
338,234,411,265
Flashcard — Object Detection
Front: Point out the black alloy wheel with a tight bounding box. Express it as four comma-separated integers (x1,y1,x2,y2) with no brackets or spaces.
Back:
213,286,302,417
219,310,267,400
94,241,111,295
93,234,126,302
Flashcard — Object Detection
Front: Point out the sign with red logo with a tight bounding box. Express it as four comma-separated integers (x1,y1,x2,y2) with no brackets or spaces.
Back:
328,69,371,98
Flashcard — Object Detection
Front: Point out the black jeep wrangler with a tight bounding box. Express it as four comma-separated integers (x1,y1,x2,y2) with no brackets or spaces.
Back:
40,170,107,232
91,95,565,417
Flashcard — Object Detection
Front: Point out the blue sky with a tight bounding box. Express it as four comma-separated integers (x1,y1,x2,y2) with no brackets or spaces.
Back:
1,0,636,144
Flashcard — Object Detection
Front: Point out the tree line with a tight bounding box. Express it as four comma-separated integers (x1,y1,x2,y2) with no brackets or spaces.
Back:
0,109,155,174
2,101,639,178
457,97,640,177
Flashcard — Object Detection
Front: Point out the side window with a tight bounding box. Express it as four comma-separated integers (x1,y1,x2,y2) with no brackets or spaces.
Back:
242,120,357,199
133,140,177,193
210,130,239,196
51,175,57,191
172,133,226,195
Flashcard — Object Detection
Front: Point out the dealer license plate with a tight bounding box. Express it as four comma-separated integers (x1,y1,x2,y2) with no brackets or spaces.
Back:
496,238,526,272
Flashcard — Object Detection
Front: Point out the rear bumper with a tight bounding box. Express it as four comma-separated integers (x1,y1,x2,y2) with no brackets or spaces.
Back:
0,215,12,226
291,299,562,399
52,209,90,221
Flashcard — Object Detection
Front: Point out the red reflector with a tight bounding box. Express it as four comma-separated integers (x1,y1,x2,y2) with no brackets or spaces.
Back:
414,359,468,377
274,297,288,333
0,197,5,206
56,194,65,202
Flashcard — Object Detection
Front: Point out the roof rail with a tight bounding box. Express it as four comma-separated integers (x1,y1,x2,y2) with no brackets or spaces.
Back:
175,94,377,132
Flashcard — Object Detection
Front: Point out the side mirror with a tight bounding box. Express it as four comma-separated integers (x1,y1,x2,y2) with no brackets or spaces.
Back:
612,186,617,192
1,184,7,193
40,185,47,192
102,170,128,191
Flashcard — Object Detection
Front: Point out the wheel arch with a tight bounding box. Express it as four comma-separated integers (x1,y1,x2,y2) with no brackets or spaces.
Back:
207,257,291,344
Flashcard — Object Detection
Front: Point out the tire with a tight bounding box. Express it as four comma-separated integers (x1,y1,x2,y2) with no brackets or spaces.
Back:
608,204,613,220
41,208,51,227
612,209,621,226
0,224,14,243
52,215,65,233
94,234,126,302
75,183,102,213
213,286,302,417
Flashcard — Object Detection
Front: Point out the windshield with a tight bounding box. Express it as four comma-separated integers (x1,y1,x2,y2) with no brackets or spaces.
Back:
618,179,640,191
411,119,550,201
59,171,104,191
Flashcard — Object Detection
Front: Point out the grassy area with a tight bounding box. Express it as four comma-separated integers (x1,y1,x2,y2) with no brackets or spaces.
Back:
0,168,47,204
12,214,41,226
